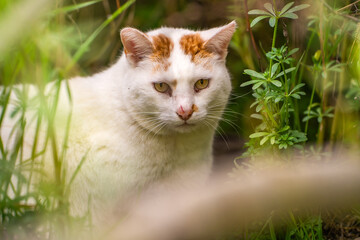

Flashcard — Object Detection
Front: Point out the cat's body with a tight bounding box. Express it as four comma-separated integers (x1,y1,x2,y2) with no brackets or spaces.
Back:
1,22,236,218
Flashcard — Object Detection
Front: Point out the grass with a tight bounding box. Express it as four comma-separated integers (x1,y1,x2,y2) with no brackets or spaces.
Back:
0,0,360,239
0,0,134,238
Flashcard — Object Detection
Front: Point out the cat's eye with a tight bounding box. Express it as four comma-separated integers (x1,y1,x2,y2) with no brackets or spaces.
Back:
194,79,209,92
154,82,170,94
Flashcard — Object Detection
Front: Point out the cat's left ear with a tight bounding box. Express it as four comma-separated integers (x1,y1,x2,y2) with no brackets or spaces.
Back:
120,27,153,66
203,21,237,59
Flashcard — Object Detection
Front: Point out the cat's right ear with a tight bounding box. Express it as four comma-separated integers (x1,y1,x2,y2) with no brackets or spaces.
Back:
120,28,153,66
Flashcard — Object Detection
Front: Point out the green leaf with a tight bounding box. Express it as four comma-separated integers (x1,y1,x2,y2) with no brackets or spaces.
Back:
240,80,262,87
271,80,282,87
282,12,298,19
250,114,263,120
271,63,279,77
280,2,295,15
279,143,287,149
248,9,272,15
270,136,276,145
250,101,259,108
253,81,264,90
325,107,334,114
250,132,269,138
244,69,266,79
264,3,275,15
287,48,299,56
275,96,283,103
302,116,313,122
287,4,310,13
290,83,305,93
256,104,263,112
291,93,301,99
260,136,269,145
279,125,290,132
275,67,296,78
251,16,270,28
269,17,276,27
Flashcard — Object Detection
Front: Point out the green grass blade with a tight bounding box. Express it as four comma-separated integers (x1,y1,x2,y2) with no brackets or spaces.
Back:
51,0,102,15
64,150,89,196
269,219,277,240
66,0,136,71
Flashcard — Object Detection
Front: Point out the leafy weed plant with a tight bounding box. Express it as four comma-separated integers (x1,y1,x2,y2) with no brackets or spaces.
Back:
241,1,309,155
234,0,360,239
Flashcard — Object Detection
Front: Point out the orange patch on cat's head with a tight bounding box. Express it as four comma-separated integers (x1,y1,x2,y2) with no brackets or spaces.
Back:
151,34,174,72
179,33,214,65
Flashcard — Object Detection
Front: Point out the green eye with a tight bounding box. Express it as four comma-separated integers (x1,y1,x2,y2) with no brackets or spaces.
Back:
194,79,209,91
154,82,170,93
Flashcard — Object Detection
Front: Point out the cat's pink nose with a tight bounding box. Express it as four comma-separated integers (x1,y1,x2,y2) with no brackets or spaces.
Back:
176,105,194,121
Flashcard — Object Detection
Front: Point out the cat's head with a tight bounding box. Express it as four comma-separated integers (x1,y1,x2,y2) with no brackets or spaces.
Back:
119,22,236,134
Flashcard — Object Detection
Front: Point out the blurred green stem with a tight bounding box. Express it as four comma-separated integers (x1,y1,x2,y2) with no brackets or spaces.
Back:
269,18,278,77
318,2,327,146
330,34,348,146
305,72,319,135
281,62,289,125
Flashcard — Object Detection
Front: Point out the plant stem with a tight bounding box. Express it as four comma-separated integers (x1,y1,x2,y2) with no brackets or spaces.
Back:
281,62,289,125
318,1,327,146
264,102,279,128
244,0,262,67
330,34,348,146
305,72,319,135
269,18,278,76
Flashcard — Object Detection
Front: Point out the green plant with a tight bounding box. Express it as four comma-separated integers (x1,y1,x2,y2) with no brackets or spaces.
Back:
241,1,309,155
0,0,134,238
233,0,360,239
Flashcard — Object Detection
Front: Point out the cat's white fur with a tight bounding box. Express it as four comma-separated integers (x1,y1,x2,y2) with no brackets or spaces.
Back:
1,22,236,219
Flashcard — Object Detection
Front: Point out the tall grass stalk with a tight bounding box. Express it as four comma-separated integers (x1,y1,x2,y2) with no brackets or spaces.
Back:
0,0,134,238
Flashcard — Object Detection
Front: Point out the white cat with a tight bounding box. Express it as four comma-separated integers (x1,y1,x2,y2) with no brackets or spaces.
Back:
1,21,237,219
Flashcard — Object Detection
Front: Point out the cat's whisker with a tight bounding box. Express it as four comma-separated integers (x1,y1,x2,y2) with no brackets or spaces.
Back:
202,120,215,134
136,112,162,115
143,120,167,140
129,117,164,141
152,122,167,138
137,119,161,131
203,118,229,149
228,91,252,100
206,115,241,136
147,122,168,143
211,109,246,117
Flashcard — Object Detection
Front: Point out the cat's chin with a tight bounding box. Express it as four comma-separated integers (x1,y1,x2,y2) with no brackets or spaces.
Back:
172,122,201,133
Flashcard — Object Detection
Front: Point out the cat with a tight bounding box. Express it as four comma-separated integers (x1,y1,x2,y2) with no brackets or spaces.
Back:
0,21,237,219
